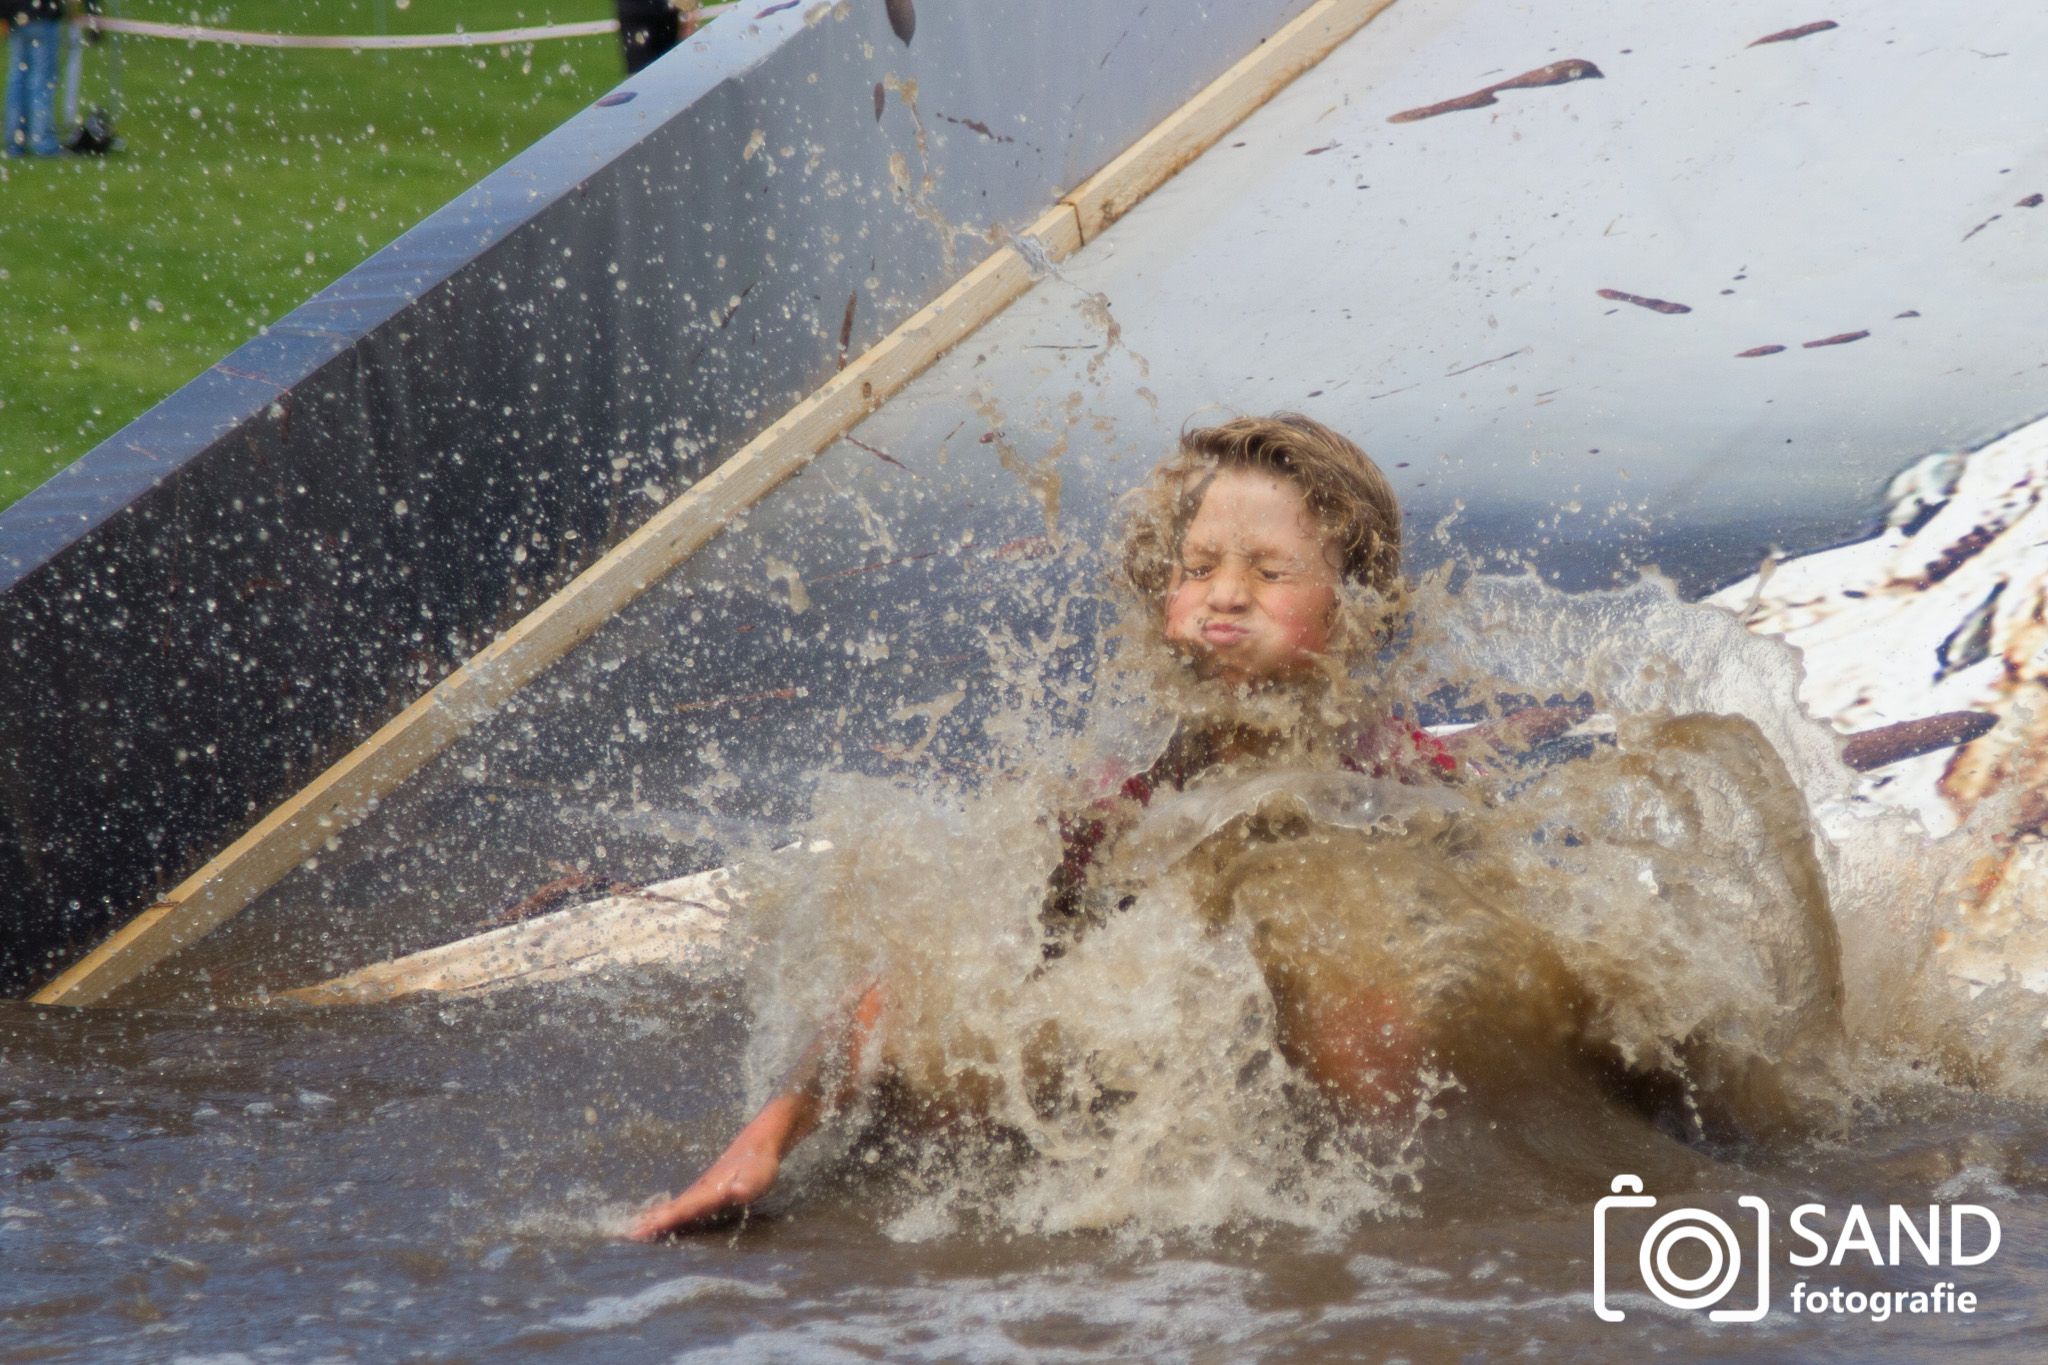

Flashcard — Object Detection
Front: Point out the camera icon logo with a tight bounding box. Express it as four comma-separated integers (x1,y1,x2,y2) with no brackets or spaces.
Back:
1593,1175,1771,1322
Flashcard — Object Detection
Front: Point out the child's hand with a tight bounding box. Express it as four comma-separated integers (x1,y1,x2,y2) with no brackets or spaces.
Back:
627,986,877,1240
626,1141,781,1240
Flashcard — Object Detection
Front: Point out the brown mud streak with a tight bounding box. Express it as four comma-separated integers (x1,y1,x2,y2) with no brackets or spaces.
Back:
1736,344,1786,358
1802,330,1868,348
837,291,858,368
1841,711,1997,772
675,686,800,714
1598,288,1691,315
845,435,911,472
1963,215,2001,243
1748,20,1839,48
1388,59,1602,124
486,864,641,928
939,114,1014,143
1445,346,1530,377
885,0,914,46
1915,524,1997,586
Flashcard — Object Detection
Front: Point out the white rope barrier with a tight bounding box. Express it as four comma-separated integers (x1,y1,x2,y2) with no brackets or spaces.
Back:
81,5,739,51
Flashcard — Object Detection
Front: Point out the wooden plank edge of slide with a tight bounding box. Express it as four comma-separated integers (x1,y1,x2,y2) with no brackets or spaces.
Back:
1062,0,1398,242
33,0,1396,1007
31,204,1080,1008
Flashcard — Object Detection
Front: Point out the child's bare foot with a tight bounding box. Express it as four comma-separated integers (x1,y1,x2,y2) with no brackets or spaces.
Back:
627,1143,780,1240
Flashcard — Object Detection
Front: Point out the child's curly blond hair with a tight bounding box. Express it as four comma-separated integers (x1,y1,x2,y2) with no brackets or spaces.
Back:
1120,413,1402,603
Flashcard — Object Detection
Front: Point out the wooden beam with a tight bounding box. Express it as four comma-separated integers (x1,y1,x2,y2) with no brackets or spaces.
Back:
1062,0,1398,242
278,865,740,1005
35,0,1399,1006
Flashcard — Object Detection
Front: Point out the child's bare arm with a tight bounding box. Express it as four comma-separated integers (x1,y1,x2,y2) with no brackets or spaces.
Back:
628,981,886,1240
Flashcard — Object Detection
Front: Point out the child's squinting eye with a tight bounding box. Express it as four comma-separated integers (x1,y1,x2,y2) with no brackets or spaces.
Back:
1179,561,1213,579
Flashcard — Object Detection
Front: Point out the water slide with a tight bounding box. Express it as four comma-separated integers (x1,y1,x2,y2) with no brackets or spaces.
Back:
12,0,2045,1003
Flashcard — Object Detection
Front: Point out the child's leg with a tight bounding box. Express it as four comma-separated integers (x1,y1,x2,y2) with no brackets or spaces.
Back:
1271,978,1424,1117
5,29,28,155
1220,825,1585,1120
629,981,886,1239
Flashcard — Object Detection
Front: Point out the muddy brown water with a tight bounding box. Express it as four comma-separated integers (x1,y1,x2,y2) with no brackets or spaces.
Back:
4,977,2047,1362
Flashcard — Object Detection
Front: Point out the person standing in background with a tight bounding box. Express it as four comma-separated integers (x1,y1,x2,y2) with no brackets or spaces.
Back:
615,0,699,75
5,0,67,156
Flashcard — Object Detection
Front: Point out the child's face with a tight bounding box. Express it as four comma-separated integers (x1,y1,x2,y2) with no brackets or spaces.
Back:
1163,467,1340,686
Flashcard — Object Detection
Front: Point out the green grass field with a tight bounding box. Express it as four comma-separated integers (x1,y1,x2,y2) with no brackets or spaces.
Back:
0,1,646,510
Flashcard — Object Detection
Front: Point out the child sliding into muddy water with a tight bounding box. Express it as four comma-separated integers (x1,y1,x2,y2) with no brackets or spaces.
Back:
628,413,1848,1240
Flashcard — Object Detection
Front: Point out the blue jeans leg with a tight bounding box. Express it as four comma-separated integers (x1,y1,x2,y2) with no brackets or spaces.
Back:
6,20,62,156
3,27,23,154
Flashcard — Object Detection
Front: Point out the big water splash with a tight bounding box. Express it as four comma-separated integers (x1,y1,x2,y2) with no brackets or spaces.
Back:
701,567,2048,1242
